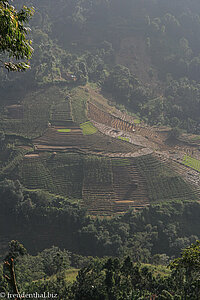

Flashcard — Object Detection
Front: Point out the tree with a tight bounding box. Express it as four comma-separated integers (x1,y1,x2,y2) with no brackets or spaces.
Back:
0,0,34,71
0,179,24,213
3,240,27,296
167,127,181,141
39,246,70,276
170,240,200,299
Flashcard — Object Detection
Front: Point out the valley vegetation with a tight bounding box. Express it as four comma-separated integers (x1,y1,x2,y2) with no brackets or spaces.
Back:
1,1,200,299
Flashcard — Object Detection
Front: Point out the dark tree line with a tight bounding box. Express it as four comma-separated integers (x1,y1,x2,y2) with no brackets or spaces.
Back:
2,239,200,299
0,179,199,262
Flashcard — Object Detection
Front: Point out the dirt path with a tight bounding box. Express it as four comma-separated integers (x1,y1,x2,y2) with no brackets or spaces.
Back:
92,121,157,149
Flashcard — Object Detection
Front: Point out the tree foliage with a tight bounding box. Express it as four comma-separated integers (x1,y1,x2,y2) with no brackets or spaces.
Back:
0,0,34,71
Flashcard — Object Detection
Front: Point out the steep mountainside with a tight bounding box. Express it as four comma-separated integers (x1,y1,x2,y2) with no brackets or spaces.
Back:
1,2,200,297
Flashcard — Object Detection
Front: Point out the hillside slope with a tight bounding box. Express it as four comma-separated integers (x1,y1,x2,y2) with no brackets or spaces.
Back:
0,85,198,216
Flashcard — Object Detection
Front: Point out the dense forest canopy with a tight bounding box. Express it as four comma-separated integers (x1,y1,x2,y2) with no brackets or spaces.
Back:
2,238,200,299
0,0,200,132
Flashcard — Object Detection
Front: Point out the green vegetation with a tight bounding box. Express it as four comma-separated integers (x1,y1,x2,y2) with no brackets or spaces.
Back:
191,135,200,141
133,118,141,124
183,155,200,172
64,269,79,283
2,152,196,214
1,1,200,297
1,0,200,133
144,264,171,278
13,153,84,198
0,136,32,179
18,157,56,193
83,156,113,185
0,148,27,180
80,121,97,135
0,179,200,298
70,88,88,124
84,132,140,154
2,240,200,299
135,155,197,201
57,129,71,133
51,100,73,126
112,159,131,166
0,1,34,71
0,87,65,138
0,179,199,261
117,136,129,142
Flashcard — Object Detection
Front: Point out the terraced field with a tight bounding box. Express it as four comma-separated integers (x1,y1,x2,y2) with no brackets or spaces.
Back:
9,152,150,215
80,121,97,135
183,155,200,172
0,87,66,138
31,88,141,156
82,156,116,215
20,156,55,192
57,129,71,133
2,85,199,216
44,153,83,198
81,154,195,215
70,88,88,124
13,153,84,198
153,153,200,199
33,127,141,154
0,148,27,180
88,101,135,133
50,100,73,127
134,155,198,202
7,149,198,216
112,158,149,213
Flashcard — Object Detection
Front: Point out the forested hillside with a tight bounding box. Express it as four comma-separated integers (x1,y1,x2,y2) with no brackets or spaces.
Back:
1,1,200,298
1,0,200,132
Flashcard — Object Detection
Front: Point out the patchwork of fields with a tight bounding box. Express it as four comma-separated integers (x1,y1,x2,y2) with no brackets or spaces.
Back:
0,85,199,216
5,152,197,216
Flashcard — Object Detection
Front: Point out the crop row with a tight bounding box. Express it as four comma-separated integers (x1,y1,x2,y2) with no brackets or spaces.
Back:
19,158,55,192
14,152,83,198
50,101,73,124
112,158,131,166
134,155,197,201
43,153,83,198
0,148,26,179
83,156,113,185
0,87,66,138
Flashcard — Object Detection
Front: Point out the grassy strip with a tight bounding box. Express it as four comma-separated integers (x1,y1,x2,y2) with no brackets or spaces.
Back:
112,158,131,166
57,129,71,133
183,155,200,172
133,119,141,124
70,87,88,124
118,136,129,142
80,121,97,135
